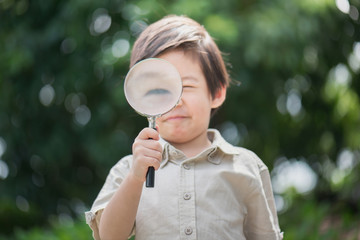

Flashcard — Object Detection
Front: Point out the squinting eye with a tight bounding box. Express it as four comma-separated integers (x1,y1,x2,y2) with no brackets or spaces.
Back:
144,88,171,96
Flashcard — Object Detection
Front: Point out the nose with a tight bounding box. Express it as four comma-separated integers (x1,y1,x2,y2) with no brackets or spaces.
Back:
176,96,184,107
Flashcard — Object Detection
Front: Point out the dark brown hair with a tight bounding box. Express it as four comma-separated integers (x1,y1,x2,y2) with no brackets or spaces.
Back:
130,15,230,100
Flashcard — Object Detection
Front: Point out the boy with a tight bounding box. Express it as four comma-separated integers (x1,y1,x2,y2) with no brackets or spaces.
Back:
85,15,283,240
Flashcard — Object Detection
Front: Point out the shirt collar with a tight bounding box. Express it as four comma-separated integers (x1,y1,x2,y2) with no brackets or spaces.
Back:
159,128,238,168
207,128,239,155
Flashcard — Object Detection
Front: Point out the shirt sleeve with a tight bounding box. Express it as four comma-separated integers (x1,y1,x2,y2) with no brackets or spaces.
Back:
84,155,135,240
243,167,283,240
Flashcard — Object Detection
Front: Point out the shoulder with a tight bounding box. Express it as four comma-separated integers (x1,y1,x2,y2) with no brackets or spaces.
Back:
209,128,268,172
231,146,268,172
114,154,133,168
106,155,134,180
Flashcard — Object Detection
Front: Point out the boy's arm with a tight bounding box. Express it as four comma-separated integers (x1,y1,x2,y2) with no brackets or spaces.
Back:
98,172,143,240
259,170,280,231
244,168,282,240
98,128,162,240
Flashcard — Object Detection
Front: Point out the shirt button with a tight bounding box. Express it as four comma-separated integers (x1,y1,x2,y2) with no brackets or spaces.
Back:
184,226,193,235
183,193,191,200
183,163,190,170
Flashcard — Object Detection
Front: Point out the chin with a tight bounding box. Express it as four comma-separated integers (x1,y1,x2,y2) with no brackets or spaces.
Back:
162,132,188,144
160,125,183,136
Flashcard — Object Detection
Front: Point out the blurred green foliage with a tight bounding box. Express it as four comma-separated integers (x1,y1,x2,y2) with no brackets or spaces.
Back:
0,0,359,239
0,218,91,240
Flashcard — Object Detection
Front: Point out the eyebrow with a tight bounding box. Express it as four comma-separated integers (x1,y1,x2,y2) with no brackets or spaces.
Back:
182,75,199,82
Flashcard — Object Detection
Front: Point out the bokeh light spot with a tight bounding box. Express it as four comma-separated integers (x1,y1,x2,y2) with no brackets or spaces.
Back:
60,38,77,54
39,84,55,107
336,0,350,14
112,39,130,58
286,90,302,117
16,195,30,212
219,121,240,145
0,137,6,157
272,158,318,194
74,105,91,126
348,42,360,72
0,160,9,180
90,9,112,36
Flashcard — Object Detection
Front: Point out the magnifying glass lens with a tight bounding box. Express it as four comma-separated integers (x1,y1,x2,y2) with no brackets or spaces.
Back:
124,59,182,117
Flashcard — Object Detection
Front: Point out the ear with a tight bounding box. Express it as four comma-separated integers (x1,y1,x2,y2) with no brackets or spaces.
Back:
211,87,226,109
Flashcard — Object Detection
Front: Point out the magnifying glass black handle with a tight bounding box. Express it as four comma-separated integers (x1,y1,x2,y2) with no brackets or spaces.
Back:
146,167,155,187
146,123,157,188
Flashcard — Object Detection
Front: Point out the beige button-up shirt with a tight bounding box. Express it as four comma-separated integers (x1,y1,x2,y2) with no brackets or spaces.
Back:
85,129,283,240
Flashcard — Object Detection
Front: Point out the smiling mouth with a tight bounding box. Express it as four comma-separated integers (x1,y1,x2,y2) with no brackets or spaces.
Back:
165,116,187,121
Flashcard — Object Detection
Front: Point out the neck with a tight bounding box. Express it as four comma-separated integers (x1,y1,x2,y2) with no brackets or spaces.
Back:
170,132,212,158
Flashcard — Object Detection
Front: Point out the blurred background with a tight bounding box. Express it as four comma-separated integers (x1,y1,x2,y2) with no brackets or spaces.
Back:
0,0,359,239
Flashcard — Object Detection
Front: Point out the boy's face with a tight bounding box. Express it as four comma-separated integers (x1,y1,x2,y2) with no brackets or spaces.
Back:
156,50,225,146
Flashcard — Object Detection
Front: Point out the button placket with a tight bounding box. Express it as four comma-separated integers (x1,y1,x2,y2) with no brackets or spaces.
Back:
179,161,196,239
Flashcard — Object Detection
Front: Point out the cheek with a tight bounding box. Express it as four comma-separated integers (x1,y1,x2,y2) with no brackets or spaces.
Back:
187,97,212,118
184,89,211,103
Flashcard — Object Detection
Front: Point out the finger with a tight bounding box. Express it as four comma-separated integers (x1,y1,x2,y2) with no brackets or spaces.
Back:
133,145,162,161
141,156,161,170
132,139,162,152
130,155,161,182
137,127,160,141
132,153,161,174
150,158,161,170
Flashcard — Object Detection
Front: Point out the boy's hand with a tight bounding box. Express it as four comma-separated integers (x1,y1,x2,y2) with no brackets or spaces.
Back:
131,127,162,183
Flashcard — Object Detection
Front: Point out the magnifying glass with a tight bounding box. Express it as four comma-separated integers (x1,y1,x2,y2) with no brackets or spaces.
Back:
124,58,183,188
